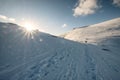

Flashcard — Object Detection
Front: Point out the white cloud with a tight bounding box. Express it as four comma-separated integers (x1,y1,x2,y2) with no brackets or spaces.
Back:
73,0,100,17
0,14,15,22
0,15,7,20
62,24,67,28
113,0,120,7
8,18,15,22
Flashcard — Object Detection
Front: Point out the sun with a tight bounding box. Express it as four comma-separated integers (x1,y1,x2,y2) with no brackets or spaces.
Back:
23,22,35,32
21,21,37,39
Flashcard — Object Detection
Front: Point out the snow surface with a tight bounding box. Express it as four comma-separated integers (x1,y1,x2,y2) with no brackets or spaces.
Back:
64,18,120,44
0,18,120,80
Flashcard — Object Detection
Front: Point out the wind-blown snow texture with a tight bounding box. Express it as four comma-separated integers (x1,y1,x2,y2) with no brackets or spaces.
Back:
0,18,120,80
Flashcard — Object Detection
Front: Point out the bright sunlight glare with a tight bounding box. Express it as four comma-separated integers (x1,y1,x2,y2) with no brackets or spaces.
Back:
23,22,35,32
20,21,38,39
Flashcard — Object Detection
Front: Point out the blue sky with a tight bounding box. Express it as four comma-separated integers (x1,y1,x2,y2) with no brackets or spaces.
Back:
0,0,120,35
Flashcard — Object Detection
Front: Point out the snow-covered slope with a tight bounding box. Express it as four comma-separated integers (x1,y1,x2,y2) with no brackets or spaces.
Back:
64,18,120,44
0,21,120,80
63,18,120,65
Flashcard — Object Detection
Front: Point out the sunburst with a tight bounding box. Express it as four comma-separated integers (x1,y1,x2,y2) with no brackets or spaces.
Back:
22,22,36,39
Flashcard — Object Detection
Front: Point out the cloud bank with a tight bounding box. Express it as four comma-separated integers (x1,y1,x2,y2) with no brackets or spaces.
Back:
73,0,100,17
0,15,15,22
113,0,120,7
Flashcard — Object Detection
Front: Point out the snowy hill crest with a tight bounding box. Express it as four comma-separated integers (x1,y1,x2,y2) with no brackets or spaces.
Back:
64,18,120,44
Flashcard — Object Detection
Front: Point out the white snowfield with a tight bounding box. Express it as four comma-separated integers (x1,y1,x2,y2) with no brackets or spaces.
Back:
0,17,120,80
64,18,120,44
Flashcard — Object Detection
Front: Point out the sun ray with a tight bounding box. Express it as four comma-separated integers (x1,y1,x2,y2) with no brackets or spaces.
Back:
21,21,37,39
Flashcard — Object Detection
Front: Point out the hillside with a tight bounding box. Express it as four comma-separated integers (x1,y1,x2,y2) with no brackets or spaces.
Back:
0,20,120,80
64,18,120,44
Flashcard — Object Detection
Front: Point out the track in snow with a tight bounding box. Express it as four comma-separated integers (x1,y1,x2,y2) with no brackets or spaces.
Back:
1,43,119,80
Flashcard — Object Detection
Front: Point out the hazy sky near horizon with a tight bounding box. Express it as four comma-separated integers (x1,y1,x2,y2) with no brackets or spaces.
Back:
0,0,120,35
